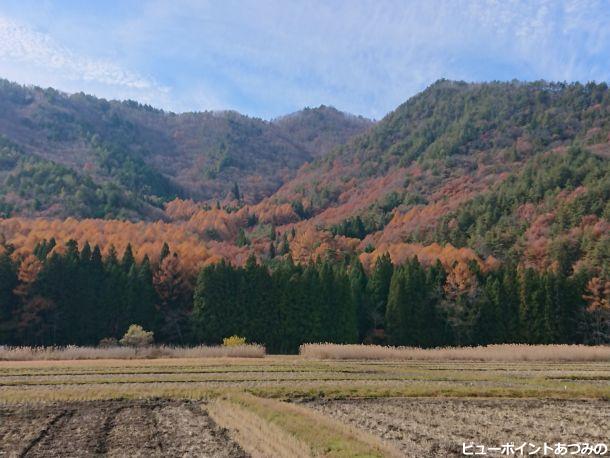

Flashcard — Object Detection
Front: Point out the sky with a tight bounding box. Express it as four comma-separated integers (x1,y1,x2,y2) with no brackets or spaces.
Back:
0,0,609,120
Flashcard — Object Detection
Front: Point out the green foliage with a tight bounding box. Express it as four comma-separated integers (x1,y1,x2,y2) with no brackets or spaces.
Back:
0,137,140,218
5,240,160,346
236,228,250,247
0,79,372,218
433,147,610,269
0,238,597,350
386,257,450,347
92,141,179,202
0,250,18,342
193,258,357,353
355,80,610,169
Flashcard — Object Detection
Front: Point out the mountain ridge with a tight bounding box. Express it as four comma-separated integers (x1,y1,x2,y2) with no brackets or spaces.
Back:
0,78,608,278
0,78,372,219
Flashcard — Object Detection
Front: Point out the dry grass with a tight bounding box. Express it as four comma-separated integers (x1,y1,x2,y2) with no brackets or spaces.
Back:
0,344,265,361
219,393,402,458
1,357,609,404
300,343,610,362
208,399,312,458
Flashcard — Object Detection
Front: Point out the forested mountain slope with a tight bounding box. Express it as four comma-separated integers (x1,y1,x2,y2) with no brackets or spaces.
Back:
0,79,370,218
272,105,373,158
0,80,609,349
259,80,610,275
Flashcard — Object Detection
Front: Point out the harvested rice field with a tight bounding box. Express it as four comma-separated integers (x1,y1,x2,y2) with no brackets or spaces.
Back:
305,398,610,457
1,351,609,457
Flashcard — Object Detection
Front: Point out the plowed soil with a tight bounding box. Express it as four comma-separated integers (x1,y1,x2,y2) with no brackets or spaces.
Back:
306,398,610,457
0,399,247,457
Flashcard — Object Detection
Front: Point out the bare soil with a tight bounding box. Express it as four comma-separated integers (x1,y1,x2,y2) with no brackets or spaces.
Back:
306,398,610,457
0,399,247,457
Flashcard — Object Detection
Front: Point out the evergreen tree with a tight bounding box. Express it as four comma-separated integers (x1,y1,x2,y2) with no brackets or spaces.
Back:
232,182,241,201
279,234,290,255
519,268,545,343
236,228,249,247
160,242,170,262
349,258,370,340
121,243,136,272
0,251,18,343
386,265,407,345
367,253,393,329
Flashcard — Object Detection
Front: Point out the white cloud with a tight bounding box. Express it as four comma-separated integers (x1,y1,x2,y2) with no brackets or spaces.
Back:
113,0,610,117
1,1,610,118
0,15,169,102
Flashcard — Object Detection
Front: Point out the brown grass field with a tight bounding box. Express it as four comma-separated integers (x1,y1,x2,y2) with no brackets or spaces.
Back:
1,345,609,457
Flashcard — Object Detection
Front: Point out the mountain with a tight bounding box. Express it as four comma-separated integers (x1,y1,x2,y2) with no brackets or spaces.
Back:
259,80,610,274
273,105,373,158
0,79,371,219
1,79,608,349
0,78,608,276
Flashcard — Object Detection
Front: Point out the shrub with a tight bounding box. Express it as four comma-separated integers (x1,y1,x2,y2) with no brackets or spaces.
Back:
120,324,154,348
98,337,118,348
223,335,247,347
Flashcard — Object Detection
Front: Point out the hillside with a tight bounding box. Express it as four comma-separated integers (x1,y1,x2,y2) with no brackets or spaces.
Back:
0,79,371,219
272,105,373,158
0,80,608,275
1,80,609,348
258,80,610,274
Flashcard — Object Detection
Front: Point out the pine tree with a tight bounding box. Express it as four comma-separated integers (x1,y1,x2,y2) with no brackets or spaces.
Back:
386,266,407,345
236,228,249,247
154,253,191,343
279,234,290,255
349,258,370,340
121,243,136,272
193,260,237,344
337,267,358,343
368,253,393,330
0,251,18,343
519,268,545,343
501,265,520,343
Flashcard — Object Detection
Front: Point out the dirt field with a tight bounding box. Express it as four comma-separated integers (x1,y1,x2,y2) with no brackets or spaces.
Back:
0,400,246,457
0,357,609,457
306,397,610,457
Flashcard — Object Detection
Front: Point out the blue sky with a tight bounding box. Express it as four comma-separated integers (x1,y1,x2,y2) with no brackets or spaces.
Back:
1,0,609,119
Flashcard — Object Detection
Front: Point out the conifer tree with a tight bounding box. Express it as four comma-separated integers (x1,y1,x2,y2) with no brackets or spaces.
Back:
368,253,393,329
121,243,136,272
160,242,170,262
349,258,370,340
236,228,249,247
0,251,18,343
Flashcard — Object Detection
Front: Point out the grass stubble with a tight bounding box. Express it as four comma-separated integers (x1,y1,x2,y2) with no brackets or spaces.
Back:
209,392,402,457
0,344,609,456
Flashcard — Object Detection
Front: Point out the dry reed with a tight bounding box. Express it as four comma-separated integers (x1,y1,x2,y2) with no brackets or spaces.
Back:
0,344,265,361
299,343,610,362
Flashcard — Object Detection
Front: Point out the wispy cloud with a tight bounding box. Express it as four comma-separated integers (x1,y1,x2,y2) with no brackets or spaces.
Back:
0,14,169,103
0,0,609,118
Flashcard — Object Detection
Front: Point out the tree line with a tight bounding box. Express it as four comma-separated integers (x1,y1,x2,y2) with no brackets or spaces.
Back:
0,239,607,351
